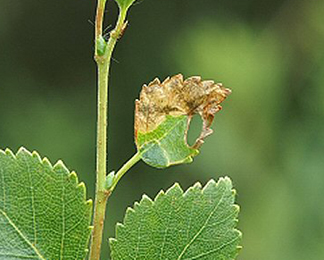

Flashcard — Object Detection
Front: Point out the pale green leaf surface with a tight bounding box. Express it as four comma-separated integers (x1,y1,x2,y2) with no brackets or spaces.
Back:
110,177,241,260
0,148,92,260
114,0,136,11
136,115,199,168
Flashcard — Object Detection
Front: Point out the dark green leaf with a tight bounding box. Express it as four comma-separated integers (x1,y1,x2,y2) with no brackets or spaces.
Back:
0,148,92,259
110,177,242,260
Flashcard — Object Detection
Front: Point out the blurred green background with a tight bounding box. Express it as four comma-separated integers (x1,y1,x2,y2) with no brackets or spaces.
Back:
1,0,324,259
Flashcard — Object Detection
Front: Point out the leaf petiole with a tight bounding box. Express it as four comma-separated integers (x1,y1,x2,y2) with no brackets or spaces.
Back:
109,151,141,192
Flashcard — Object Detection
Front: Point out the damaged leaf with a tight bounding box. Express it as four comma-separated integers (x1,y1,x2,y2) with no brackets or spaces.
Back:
135,74,231,168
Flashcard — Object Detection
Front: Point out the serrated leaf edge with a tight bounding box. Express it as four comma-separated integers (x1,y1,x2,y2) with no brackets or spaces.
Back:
110,177,242,257
0,147,93,257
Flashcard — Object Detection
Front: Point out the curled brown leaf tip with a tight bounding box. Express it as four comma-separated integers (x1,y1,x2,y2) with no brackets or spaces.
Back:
135,74,231,147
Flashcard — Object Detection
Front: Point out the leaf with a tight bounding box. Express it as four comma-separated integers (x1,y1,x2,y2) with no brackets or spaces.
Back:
134,74,231,168
0,148,92,260
114,0,137,11
110,177,242,260
136,115,199,168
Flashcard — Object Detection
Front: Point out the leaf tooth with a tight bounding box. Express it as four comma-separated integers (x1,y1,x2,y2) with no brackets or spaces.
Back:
235,230,243,246
154,190,165,203
140,194,153,206
203,177,232,194
193,181,202,189
183,182,202,197
109,237,117,245
206,178,217,186
4,148,15,158
16,146,32,157
222,176,234,186
202,179,219,194
42,157,53,168
85,201,93,221
85,199,93,210
126,206,135,213
31,150,42,163
148,77,161,87
233,204,240,214
237,244,243,251
115,223,126,236
165,182,184,196
88,225,94,232
76,182,87,201
69,171,79,185
171,73,184,83
133,201,141,211
123,208,136,226
162,76,170,84
53,159,69,173
221,85,232,96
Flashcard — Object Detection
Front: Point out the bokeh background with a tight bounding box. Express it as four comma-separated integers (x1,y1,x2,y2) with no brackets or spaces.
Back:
1,0,324,259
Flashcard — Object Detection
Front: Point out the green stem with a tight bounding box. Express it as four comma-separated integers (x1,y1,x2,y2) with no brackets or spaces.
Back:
89,2,129,260
110,152,141,192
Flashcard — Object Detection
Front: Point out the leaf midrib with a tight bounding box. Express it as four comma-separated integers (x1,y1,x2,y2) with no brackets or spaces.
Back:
177,189,226,260
140,116,185,147
0,209,46,260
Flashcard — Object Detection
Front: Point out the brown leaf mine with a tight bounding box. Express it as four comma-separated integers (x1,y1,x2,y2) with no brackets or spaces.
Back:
135,74,231,149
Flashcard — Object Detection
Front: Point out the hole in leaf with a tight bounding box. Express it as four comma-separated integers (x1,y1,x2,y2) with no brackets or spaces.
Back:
187,114,203,147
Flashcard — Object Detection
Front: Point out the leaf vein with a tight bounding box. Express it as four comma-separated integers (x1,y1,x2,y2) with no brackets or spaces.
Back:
183,235,241,260
177,190,226,260
140,117,184,147
1,167,6,211
23,154,38,246
0,209,46,260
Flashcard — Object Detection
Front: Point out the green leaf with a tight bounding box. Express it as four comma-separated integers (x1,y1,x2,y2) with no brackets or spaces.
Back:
0,148,92,260
110,177,242,260
114,0,137,11
136,115,199,168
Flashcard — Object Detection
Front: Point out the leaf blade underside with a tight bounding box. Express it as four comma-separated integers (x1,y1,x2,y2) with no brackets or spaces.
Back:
136,115,198,168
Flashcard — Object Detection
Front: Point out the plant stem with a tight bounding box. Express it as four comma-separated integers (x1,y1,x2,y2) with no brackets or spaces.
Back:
89,2,129,260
